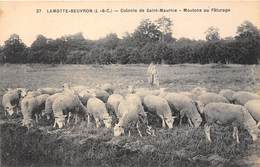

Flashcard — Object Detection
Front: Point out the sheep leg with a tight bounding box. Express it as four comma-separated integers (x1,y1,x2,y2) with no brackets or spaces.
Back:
204,124,212,143
75,114,79,125
159,115,166,128
66,115,69,124
53,119,57,128
136,122,143,137
188,118,194,127
87,114,90,123
233,127,240,143
179,115,183,126
236,128,240,144
87,114,93,127
257,121,260,129
67,112,72,124
32,120,37,127
236,129,240,144
38,113,42,120
232,127,236,139
95,118,101,128
87,114,90,125
128,130,131,137
35,114,39,124
179,110,186,126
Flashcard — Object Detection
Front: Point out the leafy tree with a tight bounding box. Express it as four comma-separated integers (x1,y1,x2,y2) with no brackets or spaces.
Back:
140,43,158,63
156,16,174,42
96,33,119,50
235,21,260,64
82,46,113,64
81,52,95,64
28,34,48,63
3,34,27,63
2,18,260,65
205,26,220,41
31,34,47,49
132,19,161,47
127,47,141,64
154,42,174,64
65,32,92,51
163,33,176,43
114,46,130,64
54,37,68,64
236,21,260,40
0,45,4,63
66,50,86,64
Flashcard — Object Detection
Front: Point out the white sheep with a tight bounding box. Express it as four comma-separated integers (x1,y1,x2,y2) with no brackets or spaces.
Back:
143,95,174,129
78,89,96,97
77,86,111,104
164,93,202,128
128,85,161,102
63,83,78,95
204,102,258,143
100,83,114,95
93,89,110,103
191,87,207,98
114,94,148,137
172,87,206,101
15,88,29,98
71,85,89,94
158,87,170,98
178,91,195,100
86,97,112,128
37,87,63,95
26,91,42,97
52,93,87,128
106,94,124,124
219,89,235,103
21,93,50,127
2,89,21,116
232,91,260,105
196,92,229,114
2,88,28,116
78,89,96,105
43,93,63,120
245,99,260,128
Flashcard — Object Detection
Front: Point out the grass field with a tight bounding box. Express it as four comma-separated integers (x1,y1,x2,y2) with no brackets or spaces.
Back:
0,64,260,167
0,63,259,93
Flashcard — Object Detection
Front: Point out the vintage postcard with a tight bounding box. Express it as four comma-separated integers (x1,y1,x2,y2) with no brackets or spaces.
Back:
0,0,260,166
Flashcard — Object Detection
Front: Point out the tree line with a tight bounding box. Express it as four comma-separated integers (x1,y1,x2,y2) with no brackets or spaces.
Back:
0,17,259,65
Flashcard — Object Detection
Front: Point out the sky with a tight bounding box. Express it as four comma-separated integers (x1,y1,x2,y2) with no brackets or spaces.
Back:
0,0,259,46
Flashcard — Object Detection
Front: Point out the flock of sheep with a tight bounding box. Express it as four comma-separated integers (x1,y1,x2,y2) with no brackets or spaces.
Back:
2,83,260,143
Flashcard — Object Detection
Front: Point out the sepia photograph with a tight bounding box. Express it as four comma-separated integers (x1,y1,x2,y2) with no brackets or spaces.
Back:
0,0,260,166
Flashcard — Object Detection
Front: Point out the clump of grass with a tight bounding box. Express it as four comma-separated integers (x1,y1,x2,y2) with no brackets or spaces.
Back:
0,121,256,167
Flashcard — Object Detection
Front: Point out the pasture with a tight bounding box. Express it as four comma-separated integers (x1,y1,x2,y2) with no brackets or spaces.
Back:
0,64,260,167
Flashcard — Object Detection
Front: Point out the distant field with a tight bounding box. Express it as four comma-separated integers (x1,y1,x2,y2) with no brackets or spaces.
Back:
0,63,260,167
0,63,259,95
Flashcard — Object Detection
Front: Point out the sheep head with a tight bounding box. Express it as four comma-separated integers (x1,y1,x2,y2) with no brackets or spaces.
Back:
191,101,203,128
127,85,135,94
103,116,112,128
114,124,124,136
165,116,174,129
54,116,66,129
22,118,35,129
5,104,15,116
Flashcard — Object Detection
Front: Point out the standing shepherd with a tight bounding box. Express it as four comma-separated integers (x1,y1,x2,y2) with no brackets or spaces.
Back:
147,61,159,88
